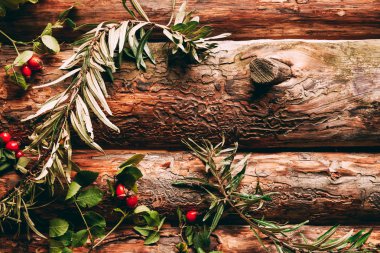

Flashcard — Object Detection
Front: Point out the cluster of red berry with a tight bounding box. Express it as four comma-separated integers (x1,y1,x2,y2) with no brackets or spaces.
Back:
20,55,43,78
0,132,24,159
115,183,139,209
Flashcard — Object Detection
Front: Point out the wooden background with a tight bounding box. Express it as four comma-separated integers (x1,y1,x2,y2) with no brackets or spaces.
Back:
0,0,380,252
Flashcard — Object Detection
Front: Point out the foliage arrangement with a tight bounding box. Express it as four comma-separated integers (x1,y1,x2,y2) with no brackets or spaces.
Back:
174,138,374,253
176,208,221,253
1,6,74,89
0,0,38,17
48,154,166,252
0,0,225,239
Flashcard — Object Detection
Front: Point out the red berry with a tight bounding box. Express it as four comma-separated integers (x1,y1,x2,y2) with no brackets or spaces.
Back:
186,210,198,223
21,65,32,78
27,55,43,71
115,184,126,200
0,132,11,143
16,150,24,159
5,141,19,152
126,195,138,208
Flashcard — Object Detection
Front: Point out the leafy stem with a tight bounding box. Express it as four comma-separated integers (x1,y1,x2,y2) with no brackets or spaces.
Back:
174,138,374,253
0,30,20,54
92,211,128,249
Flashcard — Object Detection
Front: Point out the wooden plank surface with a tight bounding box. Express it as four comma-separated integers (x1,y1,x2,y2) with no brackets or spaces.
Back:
2,150,379,224
0,0,380,41
1,40,379,149
0,225,379,252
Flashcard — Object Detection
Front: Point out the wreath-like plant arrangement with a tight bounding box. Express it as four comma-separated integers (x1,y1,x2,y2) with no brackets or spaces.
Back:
0,0,376,252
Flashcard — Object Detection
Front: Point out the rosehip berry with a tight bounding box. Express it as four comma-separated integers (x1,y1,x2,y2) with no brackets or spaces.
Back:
27,55,43,71
126,195,138,208
16,150,24,159
186,210,198,223
21,65,32,78
5,141,19,152
0,132,11,143
115,184,126,200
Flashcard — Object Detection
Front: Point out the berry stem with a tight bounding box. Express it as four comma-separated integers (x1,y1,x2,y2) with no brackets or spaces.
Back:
0,30,20,55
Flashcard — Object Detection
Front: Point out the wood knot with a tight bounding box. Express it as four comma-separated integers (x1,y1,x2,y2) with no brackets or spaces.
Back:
249,58,292,86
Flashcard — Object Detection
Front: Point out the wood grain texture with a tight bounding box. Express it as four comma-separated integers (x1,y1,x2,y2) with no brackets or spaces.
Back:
0,0,380,41
1,150,379,224
1,40,380,149
0,225,379,253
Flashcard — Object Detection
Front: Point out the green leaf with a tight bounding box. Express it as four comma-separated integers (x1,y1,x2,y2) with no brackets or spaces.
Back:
134,226,155,236
136,28,153,70
76,187,103,208
71,229,88,247
41,35,60,53
118,154,145,169
49,218,69,238
84,211,106,228
41,22,53,36
130,0,150,22
116,166,143,188
49,239,65,253
65,181,81,200
134,205,151,214
74,170,99,187
16,157,30,173
209,203,224,235
144,231,160,245
13,50,33,66
193,227,211,250
62,248,72,253
0,162,12,172
55,230,73,247
9,72,28,90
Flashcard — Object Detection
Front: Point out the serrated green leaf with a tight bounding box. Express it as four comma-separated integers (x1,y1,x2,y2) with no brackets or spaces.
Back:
76,187,103,208
75,170,99,187
55,230,73,247
116,166,143,188
84,211,106,228
49,239,65,253
71,229,88,247
49,218,69,237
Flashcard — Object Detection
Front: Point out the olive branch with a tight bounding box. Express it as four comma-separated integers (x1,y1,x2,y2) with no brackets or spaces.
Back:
174,138,374,253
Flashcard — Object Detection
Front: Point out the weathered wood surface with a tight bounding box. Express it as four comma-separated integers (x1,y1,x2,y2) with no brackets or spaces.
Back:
2,150,379,224
1,0,380,41
1,40,380,149
0,225,379,253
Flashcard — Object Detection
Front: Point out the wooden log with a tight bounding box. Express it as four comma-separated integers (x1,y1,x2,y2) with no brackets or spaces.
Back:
1,40,380,149
0,0,380,41
0,225,379,252
1,150,379,224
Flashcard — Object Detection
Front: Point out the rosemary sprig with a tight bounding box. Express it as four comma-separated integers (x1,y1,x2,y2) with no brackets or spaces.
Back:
174,138,374,253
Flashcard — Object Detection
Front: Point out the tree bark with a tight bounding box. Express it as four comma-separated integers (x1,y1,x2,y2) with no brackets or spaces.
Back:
1,40,380,149
0,0,380,41
0,225,379,253
1,150,379,224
